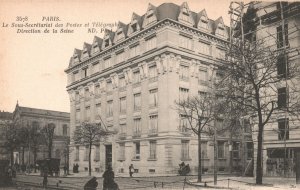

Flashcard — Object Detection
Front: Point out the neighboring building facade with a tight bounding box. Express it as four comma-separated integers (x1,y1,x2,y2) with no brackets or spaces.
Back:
0,111,13,161
249,2,300,177
13,103,70,167
65,2,252,175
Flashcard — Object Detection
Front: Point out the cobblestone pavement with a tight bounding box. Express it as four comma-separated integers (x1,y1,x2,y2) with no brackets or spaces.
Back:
9,174,300,190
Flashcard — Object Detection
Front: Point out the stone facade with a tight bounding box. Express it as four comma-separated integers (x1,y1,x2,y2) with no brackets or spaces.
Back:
249,2,300,177
65,2,251,175
13,103,70,167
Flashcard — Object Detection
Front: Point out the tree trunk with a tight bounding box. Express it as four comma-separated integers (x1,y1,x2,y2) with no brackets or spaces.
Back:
33,148,37,173
48,142,52,159
256,123,263,184
10,149,14,165
198,132,202,182
89,143,92,176
22,147,25,165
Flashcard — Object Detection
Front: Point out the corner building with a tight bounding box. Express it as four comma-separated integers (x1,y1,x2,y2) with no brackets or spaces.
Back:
65,2,249,175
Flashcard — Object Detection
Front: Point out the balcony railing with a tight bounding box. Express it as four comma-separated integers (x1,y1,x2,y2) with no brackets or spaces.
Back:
132,131,141,138
148,128,158,136
149,76,158,83
118,133,126,140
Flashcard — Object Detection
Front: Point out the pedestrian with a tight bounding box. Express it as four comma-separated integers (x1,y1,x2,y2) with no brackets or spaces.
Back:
84,176,98,190
43,170,48,188
63,165,67,175
103,166,119,190
129,164,134,177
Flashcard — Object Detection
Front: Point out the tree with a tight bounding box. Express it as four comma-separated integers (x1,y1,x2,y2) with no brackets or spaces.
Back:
175,82,228,182
4,121,21,165
18,123,43,172
223,36,300,184
41,123,56,159
73,122,115,176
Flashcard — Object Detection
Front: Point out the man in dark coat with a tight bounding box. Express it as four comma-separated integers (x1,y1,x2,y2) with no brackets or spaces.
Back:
84,176,98,190
103,166,119,190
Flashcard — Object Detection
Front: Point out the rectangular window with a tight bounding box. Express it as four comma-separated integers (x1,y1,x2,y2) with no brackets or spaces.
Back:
119,143,125,160
84,145,89,161
246,142,253,159
119,123,126,135
201,142,208,158
119,77,126,89
278,87,288,108
277,54,289,78
94,145,100,161
217,141,225,159
277,24,289,49
199,42,210,55
84,88,90,99
133,118,141,136
85,106,90,121
75,91,80,102
216,48,226,59
148,64,157,80
198,68,208,82
232,141,240,159
179,88,189,102
179,115,189,133
119,97,126,114
149,115,158,134
107,100,113,117
134,93,141,111
278,118,289,140
149,89,158,107
107,81,113,92
76,109,80,123
181,140,190,160
133,70,141,84
130,45,140,58
134,142,140,159
74,72,80,81
179,65,189,81
95,84,101,96
75,146,79,161
149,141,157,159
95,103,101,119
145,37,157,51
179,35,193,50
116,52,124,64
104,58,111,69
63,125,68,136
82,68,88,78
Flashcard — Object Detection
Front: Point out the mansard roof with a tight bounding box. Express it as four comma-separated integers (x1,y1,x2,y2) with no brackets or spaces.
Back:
67,2,229,68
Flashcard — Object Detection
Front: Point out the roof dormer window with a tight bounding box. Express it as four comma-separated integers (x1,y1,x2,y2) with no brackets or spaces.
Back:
132,23,137,33
183,7,189,16
104,39,109,47
147,10,154,18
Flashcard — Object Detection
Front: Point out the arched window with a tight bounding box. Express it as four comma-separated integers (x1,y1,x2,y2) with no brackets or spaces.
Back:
63,124,68,136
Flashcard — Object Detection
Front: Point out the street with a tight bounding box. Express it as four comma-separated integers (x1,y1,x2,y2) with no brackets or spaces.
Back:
9,174,300,190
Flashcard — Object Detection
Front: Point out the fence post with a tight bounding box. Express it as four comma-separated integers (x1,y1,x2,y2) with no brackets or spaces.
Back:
154,181,156,188
162,182,164,188
228,179,229,189
183,177,186,190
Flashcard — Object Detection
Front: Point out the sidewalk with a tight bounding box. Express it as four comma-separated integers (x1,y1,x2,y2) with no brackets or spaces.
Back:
187,176,299,190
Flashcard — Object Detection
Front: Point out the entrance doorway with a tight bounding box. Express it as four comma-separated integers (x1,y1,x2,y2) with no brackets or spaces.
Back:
105,145,112,169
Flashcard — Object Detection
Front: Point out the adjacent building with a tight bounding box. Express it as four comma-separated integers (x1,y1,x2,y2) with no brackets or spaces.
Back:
65,2,252,175
245,2,300,177
12,103,70,167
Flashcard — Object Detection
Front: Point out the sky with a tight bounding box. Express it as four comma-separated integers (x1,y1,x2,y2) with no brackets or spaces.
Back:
0,0,233,113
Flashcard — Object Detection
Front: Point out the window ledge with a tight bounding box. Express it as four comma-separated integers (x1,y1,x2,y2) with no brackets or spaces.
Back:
131,158,140,161
147,158,157,161
118,158,125,162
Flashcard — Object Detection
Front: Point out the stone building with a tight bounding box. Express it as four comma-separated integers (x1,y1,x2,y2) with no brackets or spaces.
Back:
243,2,300,177
0,111,13,161
12,103,70,167
65,2,252,175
